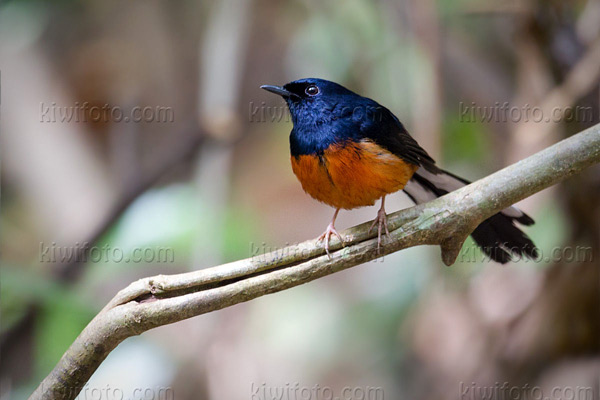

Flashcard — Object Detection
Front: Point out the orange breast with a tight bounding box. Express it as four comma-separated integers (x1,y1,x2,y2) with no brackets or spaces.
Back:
290,139,418,209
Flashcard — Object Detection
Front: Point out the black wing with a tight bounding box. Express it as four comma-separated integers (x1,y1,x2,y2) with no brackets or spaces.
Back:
355,101,438,170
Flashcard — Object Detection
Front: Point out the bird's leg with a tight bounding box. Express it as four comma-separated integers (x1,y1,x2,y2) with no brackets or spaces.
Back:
317,208,344,257
368,196,390,249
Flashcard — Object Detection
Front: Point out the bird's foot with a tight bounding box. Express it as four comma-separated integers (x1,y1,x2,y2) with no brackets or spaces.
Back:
317,223,344,258
368,207,390,250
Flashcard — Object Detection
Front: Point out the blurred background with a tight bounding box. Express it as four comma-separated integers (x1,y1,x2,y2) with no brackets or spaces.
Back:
1,0,599,399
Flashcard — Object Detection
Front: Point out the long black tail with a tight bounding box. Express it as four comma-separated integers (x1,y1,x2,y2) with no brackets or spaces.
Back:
403,167,538,263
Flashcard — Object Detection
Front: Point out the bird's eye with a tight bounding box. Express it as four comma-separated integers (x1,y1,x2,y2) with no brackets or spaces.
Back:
305,85,319,96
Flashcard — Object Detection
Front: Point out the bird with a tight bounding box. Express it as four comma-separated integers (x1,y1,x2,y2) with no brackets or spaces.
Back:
261,78,537,263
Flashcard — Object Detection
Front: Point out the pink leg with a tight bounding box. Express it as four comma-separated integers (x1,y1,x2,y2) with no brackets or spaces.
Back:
368,196,390,249
317,208,344,256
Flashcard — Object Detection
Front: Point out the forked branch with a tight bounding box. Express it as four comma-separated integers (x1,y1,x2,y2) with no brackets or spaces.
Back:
31,123,600,400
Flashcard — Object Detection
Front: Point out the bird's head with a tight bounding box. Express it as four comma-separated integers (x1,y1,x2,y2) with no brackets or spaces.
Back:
261,78,359,125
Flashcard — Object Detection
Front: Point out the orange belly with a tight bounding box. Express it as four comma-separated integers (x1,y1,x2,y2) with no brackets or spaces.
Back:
291,139,418,209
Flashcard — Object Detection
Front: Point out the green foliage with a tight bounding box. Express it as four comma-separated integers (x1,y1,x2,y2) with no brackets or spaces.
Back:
222,207,261,262
1,267,95,381
35,292,95,381
443,115,491,165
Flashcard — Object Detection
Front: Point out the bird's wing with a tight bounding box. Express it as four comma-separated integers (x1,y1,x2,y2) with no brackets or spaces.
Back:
355,101,437,169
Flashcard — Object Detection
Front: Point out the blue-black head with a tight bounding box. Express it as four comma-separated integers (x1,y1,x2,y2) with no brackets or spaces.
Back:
261,78,382,156
261,78,361,125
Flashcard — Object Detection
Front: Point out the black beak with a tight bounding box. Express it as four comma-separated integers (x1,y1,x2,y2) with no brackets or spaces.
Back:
260,84,297,99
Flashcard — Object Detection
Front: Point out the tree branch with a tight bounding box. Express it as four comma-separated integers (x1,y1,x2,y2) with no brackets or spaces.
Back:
30,123,600,400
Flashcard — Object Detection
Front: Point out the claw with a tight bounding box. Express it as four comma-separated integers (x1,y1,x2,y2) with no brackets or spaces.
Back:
317,223,344,257
317,208,343,258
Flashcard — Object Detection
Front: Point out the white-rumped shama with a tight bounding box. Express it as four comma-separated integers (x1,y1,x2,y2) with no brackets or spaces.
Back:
261,78,537,262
